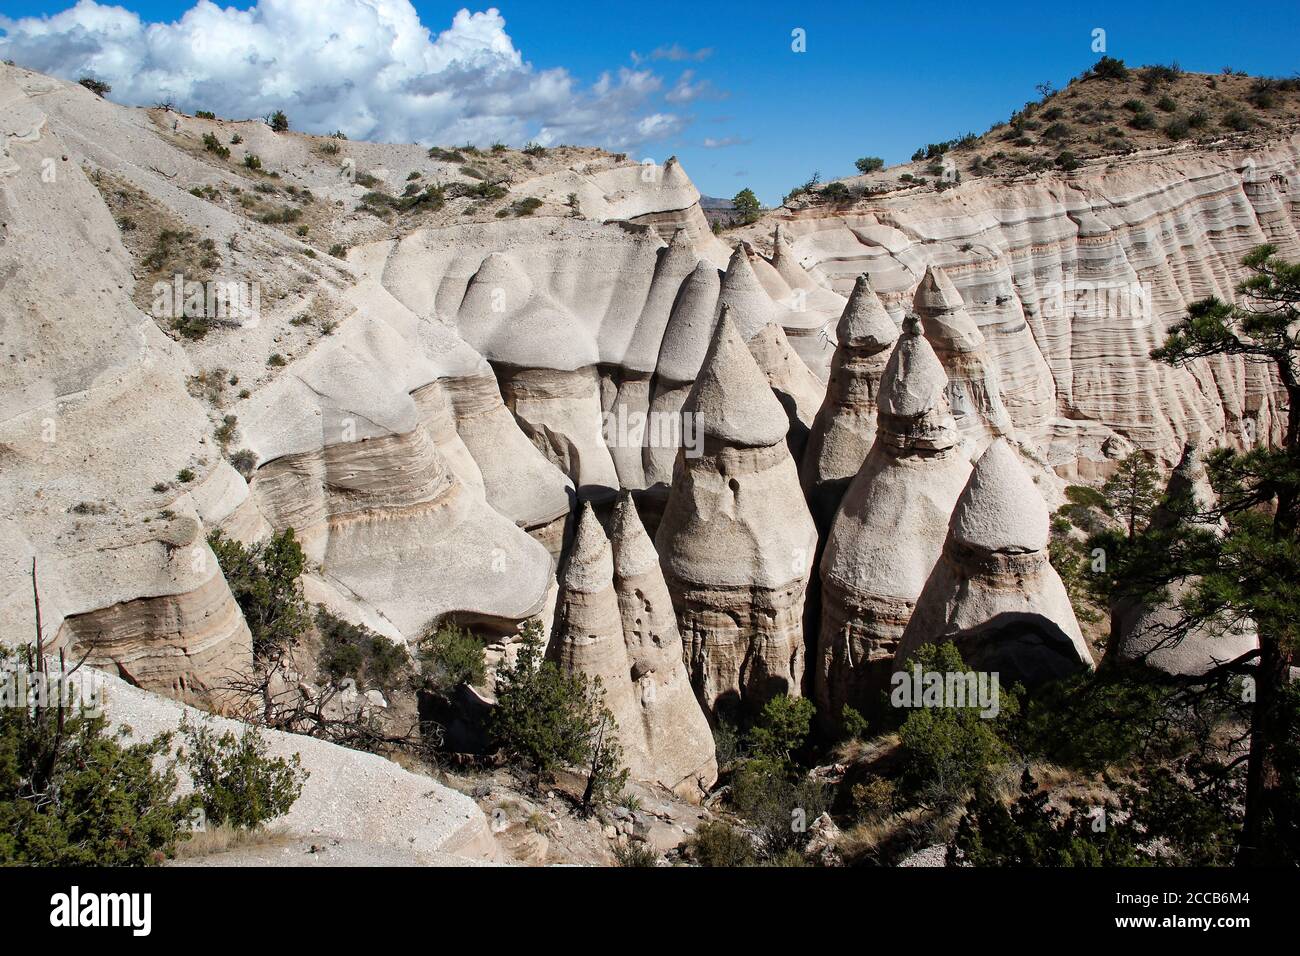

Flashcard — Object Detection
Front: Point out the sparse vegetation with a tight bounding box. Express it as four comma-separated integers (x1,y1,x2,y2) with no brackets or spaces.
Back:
78,76,111,97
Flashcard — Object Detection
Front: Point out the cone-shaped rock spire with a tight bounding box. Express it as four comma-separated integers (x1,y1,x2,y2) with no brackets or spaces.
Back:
815,318,972,731
896,440,1093,686
550,502,651,773
912,265,1013,449
657,308,818,719
801,274,900,529
609,493,718,799
683,306,790,448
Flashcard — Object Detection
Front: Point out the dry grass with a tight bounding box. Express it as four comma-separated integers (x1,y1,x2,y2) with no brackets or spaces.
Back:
172,824,294,860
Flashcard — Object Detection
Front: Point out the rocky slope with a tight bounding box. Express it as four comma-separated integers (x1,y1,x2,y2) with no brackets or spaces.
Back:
2,62,1296,801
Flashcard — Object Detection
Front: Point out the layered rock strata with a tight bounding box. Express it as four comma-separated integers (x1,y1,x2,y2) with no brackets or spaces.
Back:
912,265,1014,451
655,309,818,718
801,273,900,530
608,493,718,799
897,439,1093,685
816,317,972,727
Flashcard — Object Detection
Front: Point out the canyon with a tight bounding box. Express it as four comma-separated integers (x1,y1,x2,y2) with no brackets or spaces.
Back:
1,61,1295,808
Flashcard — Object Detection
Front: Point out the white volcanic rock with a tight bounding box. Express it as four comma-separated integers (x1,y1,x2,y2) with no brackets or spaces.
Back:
717,243,827,425
801,274,900,529
816,319,972,728
96,670,498,864
656,311,818,717
913,265,1014,450
609,493,718,799
772,140,1300,471
0,72,250,706
549,502,652,774
1111,441,1258,675
897,440,1093,685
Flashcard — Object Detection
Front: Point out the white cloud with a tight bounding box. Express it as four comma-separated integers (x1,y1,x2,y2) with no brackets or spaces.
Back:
629,43,712,65
665,69,725,104
702,135,747,148
0,0,690,151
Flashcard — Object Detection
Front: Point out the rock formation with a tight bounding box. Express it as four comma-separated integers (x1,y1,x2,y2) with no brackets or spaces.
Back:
816,317,972,727
896,439,1093,685
549,498,719,796
912,265,1014,450
608,493,718,799
1110,441,1258,675
549,502,652,773
656,308,817,719
801,273,900,530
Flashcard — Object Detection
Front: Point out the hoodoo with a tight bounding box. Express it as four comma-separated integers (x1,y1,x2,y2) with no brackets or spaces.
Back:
548,501,652,776
609,493,718,799
801,273,900,531
897,439,1093,685
655,308,817,719
816,317,972,729
912,265,1013,450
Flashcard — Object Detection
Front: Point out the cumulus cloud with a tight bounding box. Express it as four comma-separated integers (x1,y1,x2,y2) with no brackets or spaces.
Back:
0,0,692,151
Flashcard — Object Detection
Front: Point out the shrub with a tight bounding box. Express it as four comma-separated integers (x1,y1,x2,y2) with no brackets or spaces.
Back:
316,609,409,693
329,243,348,258
195,109,215,119
841,704,869,741
176,467,196,483
427,146,467,162
267,353,286,366
317,140,340,155
894,643,1018,809
1129,111,1156,130
78,76,111,97
491,621,627,809
1222,109,1252,132
1163,116,1191,141
230,133,243,145
747,695,815,765
0,653,194,865
730,757,829,855
214,414,237,448
1055,151,1080,171
202,132,230,159
180,715,306,831
1090,56,1129,80
417,621,486,696
228,448,257,477
690,821,755,867
1042,122,1071,141
613,841,658,867
1121,99,1146,113
819,181,853,204
1155,95,1178,113
523,141,547,157
854,156,884,174
208,527,309,657
243,153,263,172
268,110,289,132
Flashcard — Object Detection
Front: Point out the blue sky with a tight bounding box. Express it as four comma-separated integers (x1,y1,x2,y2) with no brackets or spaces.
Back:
3,0,1297,204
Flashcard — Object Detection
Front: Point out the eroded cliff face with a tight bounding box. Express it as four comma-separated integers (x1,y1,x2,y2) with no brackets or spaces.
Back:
3,61,1296,790
759,137,1300,474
